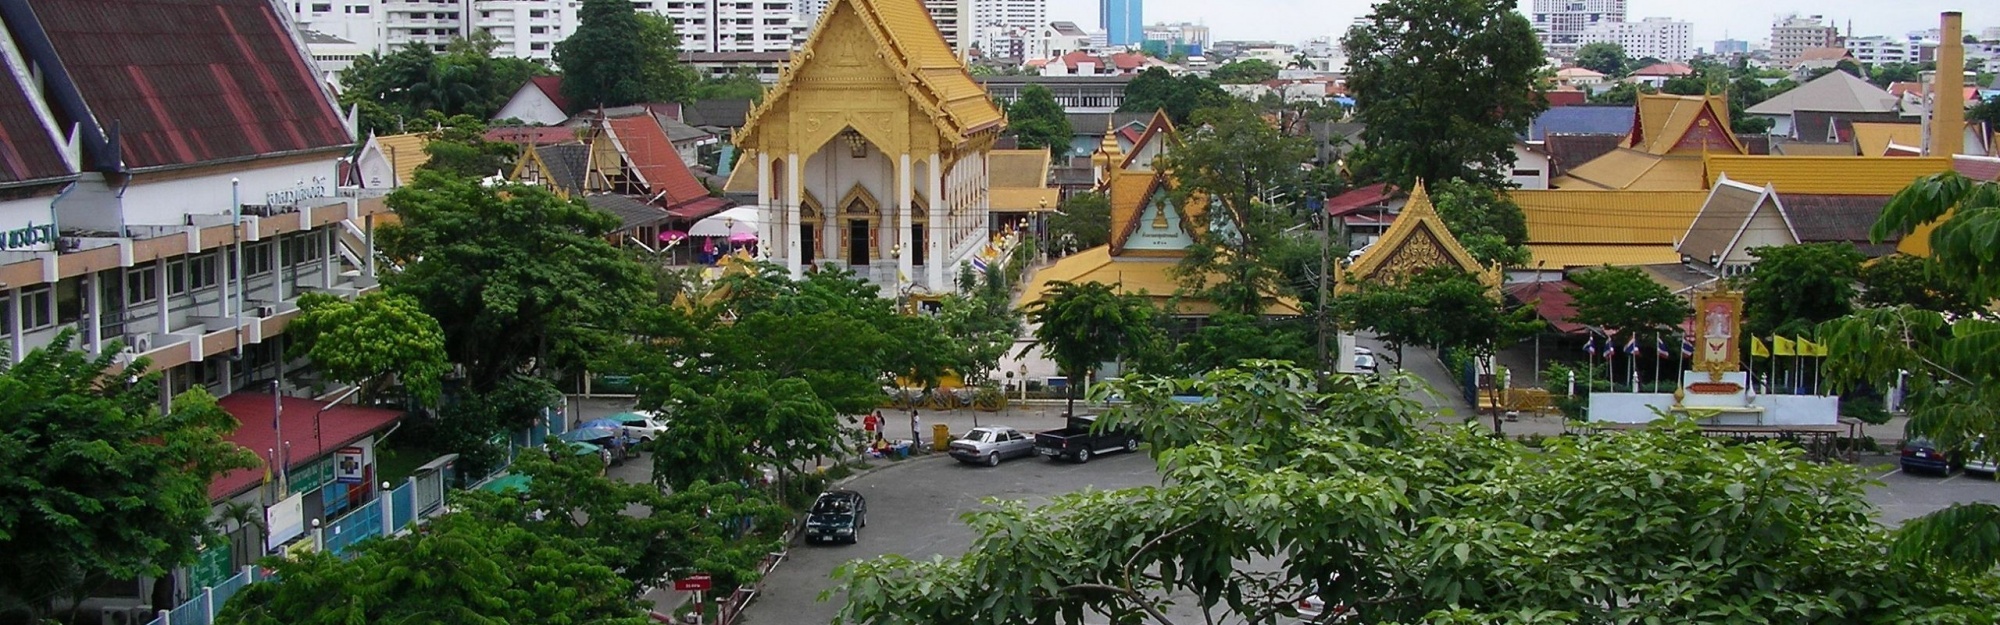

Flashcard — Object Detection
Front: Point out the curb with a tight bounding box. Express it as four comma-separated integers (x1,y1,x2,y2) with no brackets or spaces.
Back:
830,451,951,489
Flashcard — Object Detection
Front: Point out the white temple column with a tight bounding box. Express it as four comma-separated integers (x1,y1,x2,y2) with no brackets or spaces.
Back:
897,152,913,289
786,153,802,278
927,153,944,291
822,199,837,266
756,151,773,226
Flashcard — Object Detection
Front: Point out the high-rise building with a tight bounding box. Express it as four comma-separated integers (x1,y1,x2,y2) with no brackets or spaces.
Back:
1769,14,1839,66
290,1,383,52
970,0,1046,57
656,0,808,53
926,0,973,57
1099,0,1141,46
1140,21,1207,57
1577,17,1691,61
1845,35,1914,66
1529,0,1627,58
471,0,582,60
1712,38,1749,57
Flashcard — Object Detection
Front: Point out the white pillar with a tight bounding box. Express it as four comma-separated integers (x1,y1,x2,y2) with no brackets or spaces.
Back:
927,153,944,291
756,151,773,221
822,199,837,267
786,153,802,278
897,152,913,288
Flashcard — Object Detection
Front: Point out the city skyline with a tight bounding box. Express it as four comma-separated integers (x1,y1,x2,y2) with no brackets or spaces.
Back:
1045,0,1983,53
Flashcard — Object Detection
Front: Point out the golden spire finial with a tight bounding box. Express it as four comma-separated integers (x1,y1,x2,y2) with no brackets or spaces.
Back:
1404,178,1432,215
1100,116,1122,157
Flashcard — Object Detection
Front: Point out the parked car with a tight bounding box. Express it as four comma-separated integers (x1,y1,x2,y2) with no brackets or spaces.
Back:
1034,414,1140,463
609,411,671,444
949,426,1038,467
1964,436,1998,477
1900,437,1957,475
1353,353,1378,374
804,490,867,545
1294,594,1355,623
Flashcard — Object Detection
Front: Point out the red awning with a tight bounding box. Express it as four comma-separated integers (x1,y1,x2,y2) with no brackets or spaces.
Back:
665,197,732,220
1505,281,1587,334
210,393,404,501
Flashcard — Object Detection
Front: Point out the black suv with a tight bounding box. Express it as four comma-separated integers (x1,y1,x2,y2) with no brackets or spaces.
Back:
804,490,868,544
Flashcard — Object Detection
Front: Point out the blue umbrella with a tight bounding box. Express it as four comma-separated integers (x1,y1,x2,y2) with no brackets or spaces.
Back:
559,427,620,442
578,418,625,430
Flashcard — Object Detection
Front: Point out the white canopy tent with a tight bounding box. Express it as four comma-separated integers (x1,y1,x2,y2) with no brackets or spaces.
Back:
689,206,762,237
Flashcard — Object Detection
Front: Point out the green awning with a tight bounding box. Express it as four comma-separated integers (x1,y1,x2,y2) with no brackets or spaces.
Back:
480,474,531,494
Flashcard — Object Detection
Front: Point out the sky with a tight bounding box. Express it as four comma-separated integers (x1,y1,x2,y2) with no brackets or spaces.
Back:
1045,0,1989,52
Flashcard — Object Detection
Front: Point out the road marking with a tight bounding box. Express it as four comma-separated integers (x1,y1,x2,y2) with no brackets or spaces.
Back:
1875,468,1901,480
1942,473,1961,483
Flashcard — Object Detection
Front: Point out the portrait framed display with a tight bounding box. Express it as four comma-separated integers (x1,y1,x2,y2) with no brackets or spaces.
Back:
1692,288,1744,380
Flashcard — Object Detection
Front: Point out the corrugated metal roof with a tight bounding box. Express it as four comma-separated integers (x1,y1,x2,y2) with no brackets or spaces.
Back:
0,58,72,186
29,0,351,170
1745,70,1898,116
1558,150,1708,191
1528,244,1683,269
607,116,709,206
1510,189,1709,245
535,142,591,196
1543,134,1624,178
1703,155,1953,195
1956,155,2000,181
584,194,671,232
1770,141,1858,156
1778,193,1897,244
1504,280,1588,334
487,125,581,146
988,149,1050,187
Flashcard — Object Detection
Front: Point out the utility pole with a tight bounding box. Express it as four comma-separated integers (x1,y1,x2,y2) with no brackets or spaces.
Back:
1315,203,1331,380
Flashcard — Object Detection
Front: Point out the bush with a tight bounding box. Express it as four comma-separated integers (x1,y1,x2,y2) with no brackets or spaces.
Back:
1841,393,1891,425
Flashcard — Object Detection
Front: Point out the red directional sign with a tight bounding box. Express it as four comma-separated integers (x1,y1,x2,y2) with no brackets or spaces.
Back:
673,573,713,591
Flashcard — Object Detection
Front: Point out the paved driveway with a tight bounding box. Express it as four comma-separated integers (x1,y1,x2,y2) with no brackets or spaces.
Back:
1865,464,2000,526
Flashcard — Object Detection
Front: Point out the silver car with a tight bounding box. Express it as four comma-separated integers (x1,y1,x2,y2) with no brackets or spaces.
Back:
948,426,1037,467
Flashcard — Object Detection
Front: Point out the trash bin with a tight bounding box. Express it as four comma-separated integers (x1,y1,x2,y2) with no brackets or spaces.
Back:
893,442,911,459
933,424,951,452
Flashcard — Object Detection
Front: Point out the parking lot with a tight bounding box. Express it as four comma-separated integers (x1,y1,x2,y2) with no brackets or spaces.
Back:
1865,463,2000,526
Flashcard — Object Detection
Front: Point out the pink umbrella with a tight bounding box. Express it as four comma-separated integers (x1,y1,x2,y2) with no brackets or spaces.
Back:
728,231,759,243
659,230,690,243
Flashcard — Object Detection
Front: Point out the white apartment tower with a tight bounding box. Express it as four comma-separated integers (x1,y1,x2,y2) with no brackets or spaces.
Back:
1845,35,1914,66
290,0,577,61
927,0,973,57
1530,0,1627,58
657,0,808,53
1769,14,1839,66
1577,17,1691,61
970,0,1046,57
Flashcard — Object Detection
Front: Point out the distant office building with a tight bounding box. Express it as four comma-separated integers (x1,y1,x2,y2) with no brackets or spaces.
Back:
1140,21,1207,57
659,0,809,54
1578,17,1691,61
1100,0,1141,46
1770,14,1839,66
1529,0,1627,58
1712,38,1750,57
1846,35,1914,66
971,0,1046,57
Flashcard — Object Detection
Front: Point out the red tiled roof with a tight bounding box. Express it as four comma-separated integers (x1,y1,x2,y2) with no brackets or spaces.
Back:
606,116,708,206
1631,62,1695,77
0,64,71,185
1325,183,1400,216
1109,52,1146,70
209,393,403,501
485,125,578,146
29,0,352,170
531,75,572,114
1505,281,1586,334
1544,89,1588,108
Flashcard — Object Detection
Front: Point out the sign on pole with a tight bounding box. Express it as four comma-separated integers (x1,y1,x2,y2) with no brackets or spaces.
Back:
672,573,713,592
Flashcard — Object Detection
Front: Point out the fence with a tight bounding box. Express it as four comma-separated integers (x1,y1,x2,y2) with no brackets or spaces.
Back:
143,567,260,625
324,498,382,556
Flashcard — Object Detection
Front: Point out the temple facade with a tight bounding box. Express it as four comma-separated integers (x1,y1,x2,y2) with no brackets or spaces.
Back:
732,0,1005,294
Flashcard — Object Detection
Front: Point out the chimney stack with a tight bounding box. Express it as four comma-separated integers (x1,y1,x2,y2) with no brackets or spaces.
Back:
1931,11,1964,156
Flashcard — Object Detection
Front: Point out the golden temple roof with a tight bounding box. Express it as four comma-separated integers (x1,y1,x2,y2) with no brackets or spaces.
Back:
1017,246,1302,316
1528,243,1684,268
370,132,432,185
1337,181,1502,294
988,149,1049,187
1702,155,1953,195
1629,93,1743,156
1510,189,1709,245
1553,149,1708,191
1119,110,1176,171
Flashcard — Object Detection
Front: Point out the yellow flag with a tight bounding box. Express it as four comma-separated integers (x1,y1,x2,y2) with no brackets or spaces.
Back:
1796,337,1822,357
1773,336,1796,356
1811,339,1830,357
1751,336,1770,358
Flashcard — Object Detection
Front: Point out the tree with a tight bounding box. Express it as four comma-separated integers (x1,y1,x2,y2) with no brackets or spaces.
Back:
416,113,522,180
286,291,450,405
1734,243,1865,337
1007,84,1073,158
1726,76,1777,134
1343,0,1547,187
832,362,1999,624
335,39,552,136
1859,253,1979,316
1158,102,1314,315
1429,178,1529,266
379,171,649,391
1563,266,1692,344
1336,267,1537,367
1573,41,1628,76
1167,313,1314,375
648,372,842,493
1869,62,1923,88
690,71,769,102
1588,81,1653,104
1022,281,1158,416
1209,58,1282,84
0,332,257,619
1971,95,2000,128
1048,191,1110,256
555,0,695,107
1660,75,1707,95
1118,67,1231,126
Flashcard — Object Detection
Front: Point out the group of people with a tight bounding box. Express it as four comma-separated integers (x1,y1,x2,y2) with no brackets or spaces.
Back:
861,409,923,456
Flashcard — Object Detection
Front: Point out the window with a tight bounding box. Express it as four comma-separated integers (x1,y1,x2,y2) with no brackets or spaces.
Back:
531,42,548,50
530,25,547,34
167,260,188,295
19,286,53,331
54,278,81,325
126,264,159,305
311,2,331,11
351,5,369,13
246,243,274,276
1511,169,1541,177
529,9,546,17
1,294,11,337
188,254,219,291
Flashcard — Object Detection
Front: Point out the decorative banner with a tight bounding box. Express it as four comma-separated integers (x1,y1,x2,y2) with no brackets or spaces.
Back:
265,493,306,551
1692,288,1744,380
335,447,366,484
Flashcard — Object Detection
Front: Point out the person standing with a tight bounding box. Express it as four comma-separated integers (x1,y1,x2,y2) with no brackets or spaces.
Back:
863,410,882,436
910,410,922,449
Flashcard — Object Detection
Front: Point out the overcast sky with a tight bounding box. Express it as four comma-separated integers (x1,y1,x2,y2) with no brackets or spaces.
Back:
1046,0,1988,53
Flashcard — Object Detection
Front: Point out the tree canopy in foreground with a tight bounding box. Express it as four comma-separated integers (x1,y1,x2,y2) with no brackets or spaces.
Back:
833,362,2000,624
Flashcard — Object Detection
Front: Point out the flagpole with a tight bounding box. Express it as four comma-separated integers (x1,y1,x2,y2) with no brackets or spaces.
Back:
1652,333,1662,391
1768,338,1777,395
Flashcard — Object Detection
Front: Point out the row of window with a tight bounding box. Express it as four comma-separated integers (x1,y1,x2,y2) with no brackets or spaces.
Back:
2,235,328,338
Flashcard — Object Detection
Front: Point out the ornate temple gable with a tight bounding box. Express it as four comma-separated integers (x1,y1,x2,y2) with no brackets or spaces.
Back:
1668,104,1740,154
1116,180,1197,255
1335,181,1503,295
1627,93,1745,157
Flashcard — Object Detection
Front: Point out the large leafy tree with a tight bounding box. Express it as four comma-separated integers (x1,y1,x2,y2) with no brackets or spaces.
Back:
286,291,450,405
0,333,257,618
1734,243,1865,337
1158,102,1314,316
1572,41,1628,76
1429,178,1530,266
1859,253,1979,316
1007,84,1073,158
833,362,1999,624
1047,191,1110,256
338,37,550,136
1563,266,1692,343
1118,67,1231,126
1208,58,1282,84
379,171,649,391
555,0,696,107
1971,95,2000,128
1343,0,1547,187
416,113,522,181
1022,281,1159,416
1338,267,1536,364
1166,313,1315,375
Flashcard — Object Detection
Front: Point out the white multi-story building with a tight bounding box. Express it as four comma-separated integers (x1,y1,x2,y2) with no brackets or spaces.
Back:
658,0,808,53
1529,0,1627,58
1141,21,1208,54
378,0,470,52
1846,35,1913,66
1769,14,1839,66
970,0,1045,57
927,0,973,57
1024,20,1093,60
290,0,384,51
1577,17,1691,61
471,0,579,60
301,30,370,88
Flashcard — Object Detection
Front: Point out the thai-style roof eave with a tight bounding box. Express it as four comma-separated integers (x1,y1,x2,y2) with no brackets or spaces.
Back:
1340,181,1490,283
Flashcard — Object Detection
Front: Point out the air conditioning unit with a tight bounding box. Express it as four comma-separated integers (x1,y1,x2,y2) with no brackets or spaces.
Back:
100,606,152,625
256,305,278,317
129,334,154,353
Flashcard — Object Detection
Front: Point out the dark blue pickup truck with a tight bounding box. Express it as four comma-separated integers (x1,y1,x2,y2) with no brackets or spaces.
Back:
1032,414,1140,463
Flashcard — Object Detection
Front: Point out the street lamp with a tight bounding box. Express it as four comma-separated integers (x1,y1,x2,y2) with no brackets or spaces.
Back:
1018,363,1029,402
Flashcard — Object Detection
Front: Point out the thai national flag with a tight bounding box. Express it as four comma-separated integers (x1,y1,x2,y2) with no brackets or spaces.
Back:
1655,336,1670,359
1624,336,1639,356
1583,335,1597,357
1680,338,1695,358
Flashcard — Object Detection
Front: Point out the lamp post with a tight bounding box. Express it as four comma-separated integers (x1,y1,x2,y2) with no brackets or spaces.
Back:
1018,363,1029,402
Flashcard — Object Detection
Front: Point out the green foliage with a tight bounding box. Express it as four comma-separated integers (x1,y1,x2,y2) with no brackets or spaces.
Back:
1343,0,1547,187
1429,178,1529,266
1118,67,1231,126
338,37,550,136
287,291,450,405
1868,62,1923,88
647,371,841,491
402,376,562,479
1562,266,1692,343
1971,95,2000,129
1158,102,1314,315
555,0,696,107
415,113,521,180
936,265,1024,384
690,71,769,102
1337,267,1539,357
1588,81,1652,104
1734,243,1864,337
1573,42,1628,76
1209,58,1282,84
832,363,1999,624
0,332,258,617
379,171,649,391
1006,84,1073,158
1047,191,1110,256
1860,253,1980,316
1022,281,1159,416
1163,313,1315,375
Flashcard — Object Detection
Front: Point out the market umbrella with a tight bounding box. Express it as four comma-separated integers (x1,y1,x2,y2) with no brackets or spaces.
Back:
558,427,619,443
728,231,759,243
689,206,760,237
659,230,690,243
577,418,625,431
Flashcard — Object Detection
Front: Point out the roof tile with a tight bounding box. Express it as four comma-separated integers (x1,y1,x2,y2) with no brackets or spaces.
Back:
607,116,709,206
0,61,71,185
